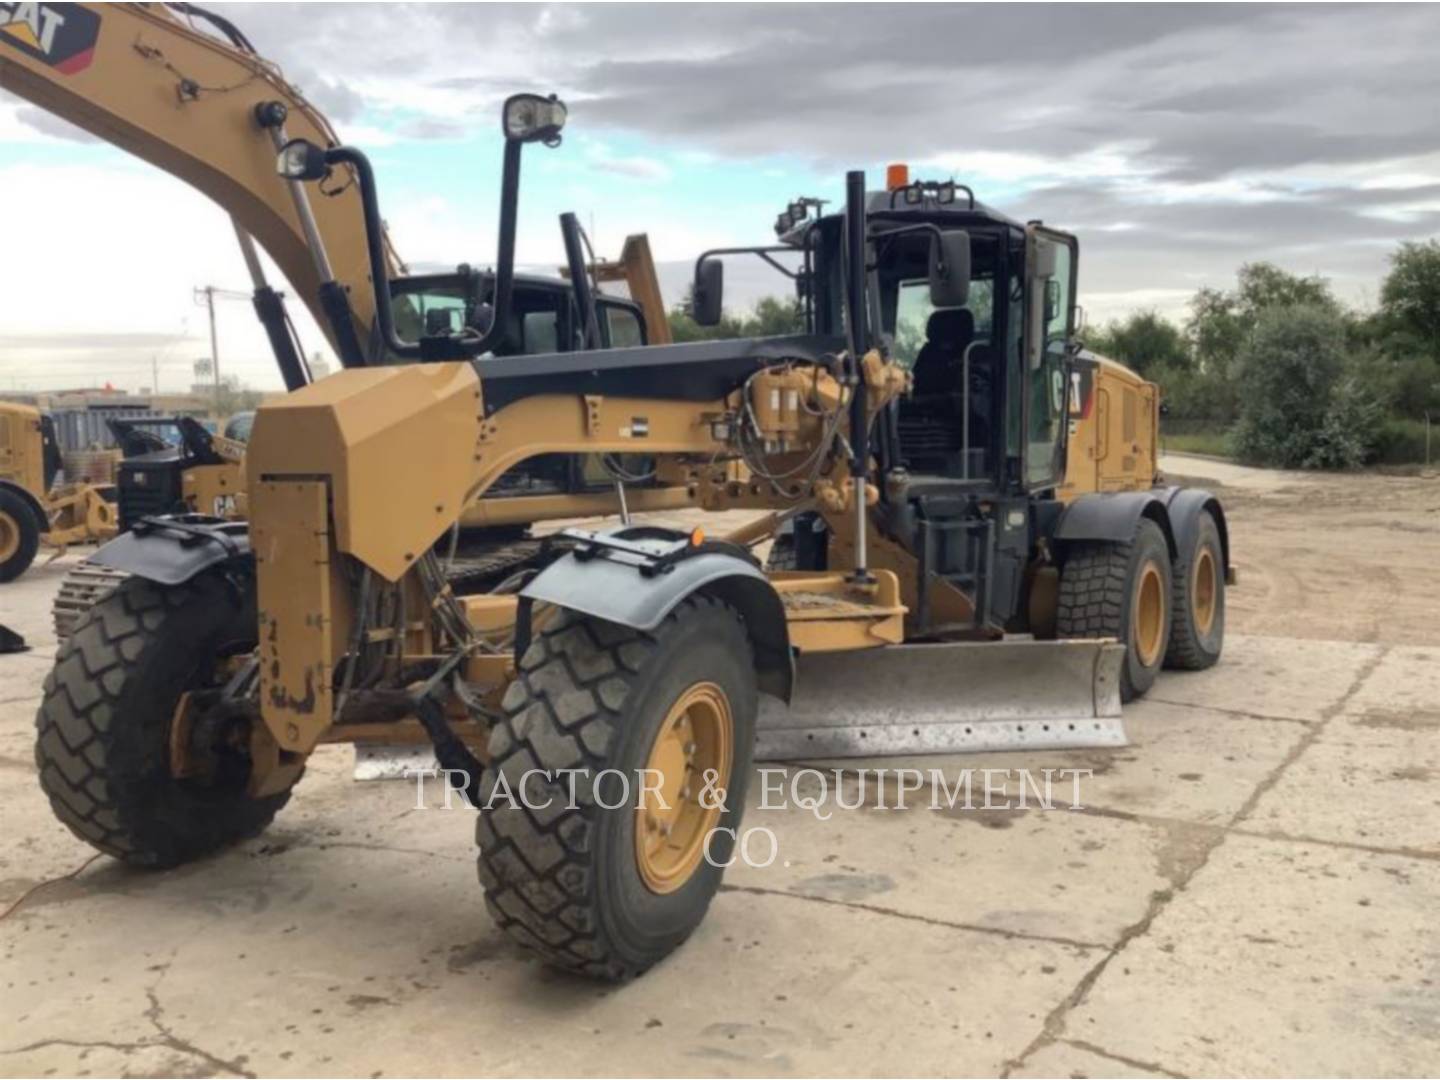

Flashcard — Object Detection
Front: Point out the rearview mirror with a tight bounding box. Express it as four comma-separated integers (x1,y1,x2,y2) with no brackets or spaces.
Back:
692,259,724,326
929,230,971,308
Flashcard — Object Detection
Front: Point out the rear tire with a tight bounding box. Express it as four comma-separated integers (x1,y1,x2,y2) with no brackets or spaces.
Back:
34,572,292,867
1165,510,1225,670
1057,518,1172,702
0,489,40,583
476,595,757,980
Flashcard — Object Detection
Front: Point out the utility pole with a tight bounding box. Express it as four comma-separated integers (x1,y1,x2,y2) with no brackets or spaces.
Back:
194,285,221,410
151,355,159,396
192,284,250,414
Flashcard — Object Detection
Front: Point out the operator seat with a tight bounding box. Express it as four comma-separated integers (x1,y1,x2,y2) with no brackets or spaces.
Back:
900,307,992,478
911,309,975,394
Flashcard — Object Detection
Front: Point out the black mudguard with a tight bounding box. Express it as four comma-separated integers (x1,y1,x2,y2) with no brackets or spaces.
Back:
90,515,251,586
1053,490,1177,560
1156,485,1233,581
521,528,794,702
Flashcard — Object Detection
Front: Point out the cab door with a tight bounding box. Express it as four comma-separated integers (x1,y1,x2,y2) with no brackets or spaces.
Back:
1021,225,1080,492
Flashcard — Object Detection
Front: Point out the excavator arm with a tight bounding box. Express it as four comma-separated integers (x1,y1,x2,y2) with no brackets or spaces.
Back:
0,1,400,361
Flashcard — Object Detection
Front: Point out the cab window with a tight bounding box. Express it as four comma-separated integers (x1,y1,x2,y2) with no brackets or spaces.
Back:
1024,235,1076,488
603,303,645,348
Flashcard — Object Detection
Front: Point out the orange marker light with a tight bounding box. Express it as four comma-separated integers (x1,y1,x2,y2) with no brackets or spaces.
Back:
690,527,706,547
886,163,909,191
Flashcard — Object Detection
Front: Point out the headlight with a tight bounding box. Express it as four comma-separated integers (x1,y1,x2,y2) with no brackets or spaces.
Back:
502,93,567,145
276,138,329,181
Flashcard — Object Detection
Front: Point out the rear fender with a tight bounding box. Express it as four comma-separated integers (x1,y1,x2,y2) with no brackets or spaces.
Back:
521,537,794,702
90,515,252,586
1157,486,1232,581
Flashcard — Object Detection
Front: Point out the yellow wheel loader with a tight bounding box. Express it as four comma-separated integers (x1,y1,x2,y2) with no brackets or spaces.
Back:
26,57,1232,976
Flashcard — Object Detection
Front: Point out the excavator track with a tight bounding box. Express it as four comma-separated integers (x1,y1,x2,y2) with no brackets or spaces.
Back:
52,561,132,641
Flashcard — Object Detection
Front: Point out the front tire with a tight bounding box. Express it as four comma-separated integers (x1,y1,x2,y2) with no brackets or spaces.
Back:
1057,517,1173,702
0,488,40,583
476,596,757,980
34,572,292,867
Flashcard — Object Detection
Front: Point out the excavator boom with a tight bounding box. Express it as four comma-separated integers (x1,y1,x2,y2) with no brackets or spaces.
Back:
0,1,397,359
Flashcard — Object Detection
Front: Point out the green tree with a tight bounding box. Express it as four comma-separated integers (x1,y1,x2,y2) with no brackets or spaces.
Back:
666,292,805,343
1379,240,1440,347
1231,305,1382,469
1179,263,1347,426
1186,262,1340,375
1085,310,1188,377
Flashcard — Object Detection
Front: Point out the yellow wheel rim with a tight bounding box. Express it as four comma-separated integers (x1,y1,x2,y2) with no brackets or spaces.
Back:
1192,547,1218,635
1133,561,1166,667
0,511,19,563
635,681,733,895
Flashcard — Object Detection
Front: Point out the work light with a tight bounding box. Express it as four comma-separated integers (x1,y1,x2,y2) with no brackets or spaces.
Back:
275,138,329,181
502,93,568,145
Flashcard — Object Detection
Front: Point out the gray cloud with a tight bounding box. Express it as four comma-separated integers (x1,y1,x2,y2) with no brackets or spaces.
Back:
198,3,1440,314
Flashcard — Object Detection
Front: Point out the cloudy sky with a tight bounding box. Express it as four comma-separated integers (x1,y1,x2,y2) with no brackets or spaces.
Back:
3,2,1439,393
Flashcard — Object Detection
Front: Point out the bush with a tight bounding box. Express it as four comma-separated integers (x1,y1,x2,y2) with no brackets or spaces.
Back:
1230,305,1385,469
1371,418,1436,465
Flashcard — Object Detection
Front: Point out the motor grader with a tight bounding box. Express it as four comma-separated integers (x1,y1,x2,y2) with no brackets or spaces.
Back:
27,52,1231,976
0,401,120,582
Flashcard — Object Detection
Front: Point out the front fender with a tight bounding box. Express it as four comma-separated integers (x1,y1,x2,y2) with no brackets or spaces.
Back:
522,544,794,702
91,515,251,586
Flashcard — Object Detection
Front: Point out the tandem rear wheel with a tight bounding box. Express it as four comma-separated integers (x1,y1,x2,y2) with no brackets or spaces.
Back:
475,595,758,980
1058,517,1174,702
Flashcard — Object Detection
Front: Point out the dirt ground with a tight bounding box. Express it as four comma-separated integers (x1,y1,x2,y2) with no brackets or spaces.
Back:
0,456,1437,1077
1161,455,1440,647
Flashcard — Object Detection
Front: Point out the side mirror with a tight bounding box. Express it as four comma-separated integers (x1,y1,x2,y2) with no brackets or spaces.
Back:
929,230,971,308
692,259,724,326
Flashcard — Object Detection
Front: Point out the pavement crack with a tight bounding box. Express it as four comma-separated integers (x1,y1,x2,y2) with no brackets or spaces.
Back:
1000,645,1393,1078
1228,646,1391,829
719,883,1105,951
0,853,102,922
1146,696,1314,726
143,987,255,1078
1,1036,154,1057
1060,1038,1187,1078
142,951,256,1078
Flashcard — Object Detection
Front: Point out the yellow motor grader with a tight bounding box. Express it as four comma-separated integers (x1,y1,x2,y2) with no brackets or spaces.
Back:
28,58,1231,978
7,0,1230,980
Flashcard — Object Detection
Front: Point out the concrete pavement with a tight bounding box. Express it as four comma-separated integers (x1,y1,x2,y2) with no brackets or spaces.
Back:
1,553,1438,1076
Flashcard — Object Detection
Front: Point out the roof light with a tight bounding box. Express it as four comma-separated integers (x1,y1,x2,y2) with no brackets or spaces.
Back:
886,163,909,191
